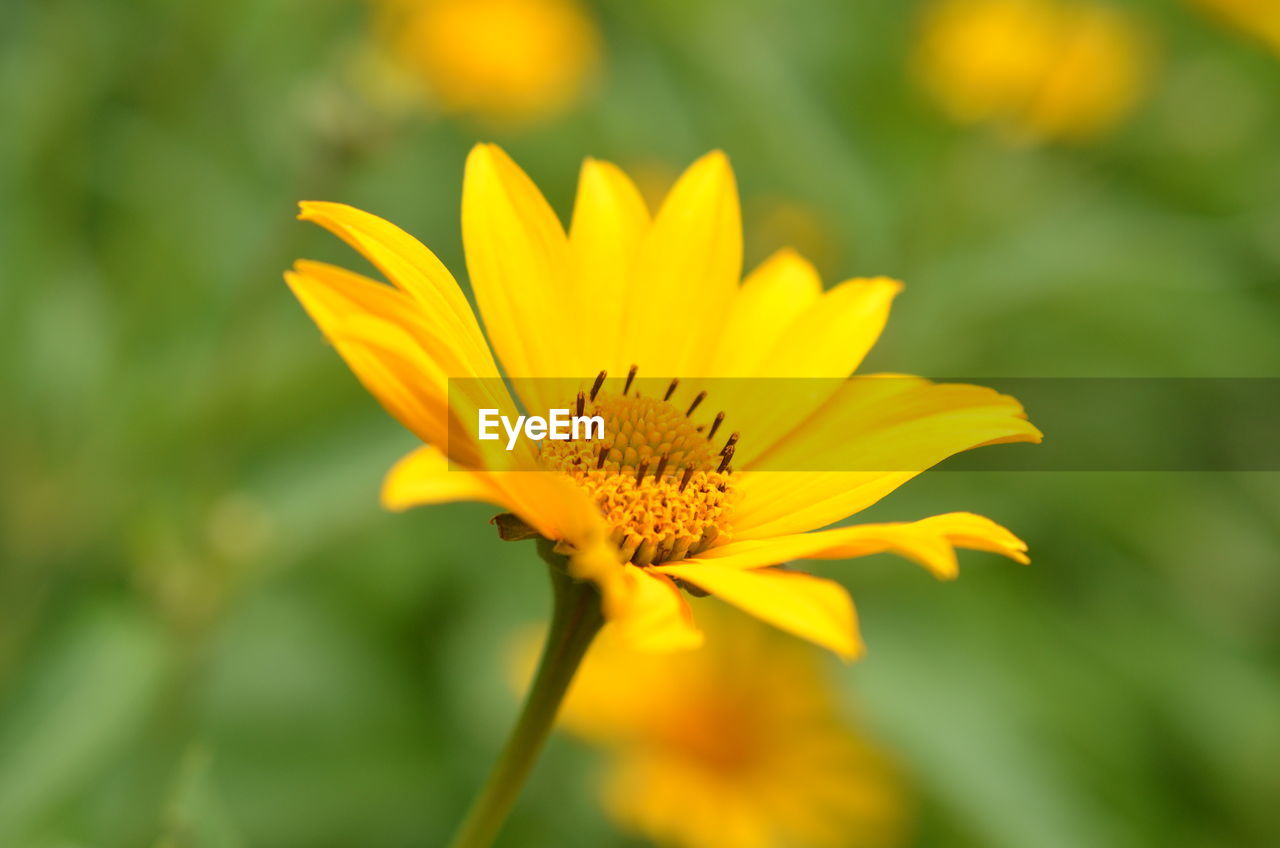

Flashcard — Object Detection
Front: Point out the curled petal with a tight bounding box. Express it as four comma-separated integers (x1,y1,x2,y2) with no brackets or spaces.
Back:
655,562,861,659
697,512,1031,579
297,202,495,371
606,567,705,653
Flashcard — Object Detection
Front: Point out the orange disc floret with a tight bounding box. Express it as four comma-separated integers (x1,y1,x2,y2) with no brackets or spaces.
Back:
540,385,738,566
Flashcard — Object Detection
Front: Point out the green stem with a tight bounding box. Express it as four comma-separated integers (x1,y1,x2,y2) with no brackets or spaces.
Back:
447,542,604,848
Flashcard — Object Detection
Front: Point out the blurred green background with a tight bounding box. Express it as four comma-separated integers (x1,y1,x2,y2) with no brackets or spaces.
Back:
3,0,1279,846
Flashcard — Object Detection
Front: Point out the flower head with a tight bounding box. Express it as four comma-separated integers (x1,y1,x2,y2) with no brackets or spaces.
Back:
915,0,1153,143
373,0,599,124
543,608,909,848
285,145,1041,658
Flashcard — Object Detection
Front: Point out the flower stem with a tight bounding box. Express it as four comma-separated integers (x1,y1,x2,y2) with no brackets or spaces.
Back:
447,542,604,848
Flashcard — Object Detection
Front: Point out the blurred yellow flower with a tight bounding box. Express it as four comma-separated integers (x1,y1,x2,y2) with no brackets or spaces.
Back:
549,609,908,848
285,145,1040,660
374,0,600,124
1191,0,1280,55
915,0,1152,143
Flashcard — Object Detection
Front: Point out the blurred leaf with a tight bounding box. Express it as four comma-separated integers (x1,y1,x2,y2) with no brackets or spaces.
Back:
155,746,245,848
0,601,169,843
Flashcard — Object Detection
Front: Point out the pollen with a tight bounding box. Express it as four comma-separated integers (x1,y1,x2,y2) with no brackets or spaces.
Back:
539,369,739,566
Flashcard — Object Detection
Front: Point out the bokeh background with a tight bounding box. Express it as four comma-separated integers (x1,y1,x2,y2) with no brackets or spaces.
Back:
3,0,1279,846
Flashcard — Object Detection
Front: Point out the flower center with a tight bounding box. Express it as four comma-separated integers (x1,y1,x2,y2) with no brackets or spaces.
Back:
539,368,738,566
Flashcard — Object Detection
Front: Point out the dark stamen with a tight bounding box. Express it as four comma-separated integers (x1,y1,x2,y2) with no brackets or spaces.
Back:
686,391,707,417
635,461,649,485
679,466,695,493
590,370,607,401
623,364,638,395
706,411,725,442
717,445,735,473
575,390,585,418
664,379,679,401
654,452,670,481
720,432,739,455
597,443,610,469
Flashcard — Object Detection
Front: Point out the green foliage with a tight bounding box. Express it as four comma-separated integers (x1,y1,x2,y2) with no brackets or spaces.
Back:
2,0,1278,845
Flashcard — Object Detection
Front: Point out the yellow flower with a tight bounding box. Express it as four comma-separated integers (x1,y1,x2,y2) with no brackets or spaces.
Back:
547,608,909,848
373,0,599,124
285,144,1041,659
915,0,1152,143
1190,0,1280,55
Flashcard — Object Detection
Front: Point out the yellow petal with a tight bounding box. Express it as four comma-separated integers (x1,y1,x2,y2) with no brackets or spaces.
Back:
567,158,650,376
734,470,916,540
485,469,610,551
291,260,489,383
286,266,453,452
752,276,902,378
285,262,516,468
566,538,628,603
296,201,495,372
382,450,611,564
622,151,742,377
695,512,1031,579
708,248,823,376
462,143,574,397
708,276,903,468
604,567,704,653
381,445,506,510
654,562,862,659
734,376,1042,538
